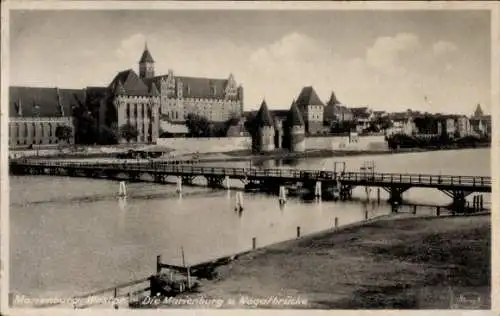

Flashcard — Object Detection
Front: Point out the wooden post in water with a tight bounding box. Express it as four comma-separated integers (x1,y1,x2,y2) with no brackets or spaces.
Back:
436,206,441,216
377,188,381,204
279,186,287,205
364,209,368,220
119,181,127,197
252,237,256,250
413,205,417,215
113,288,118,309
334,217,339,228
156,255,161,274
176,177,182,195
315,181,322,200
225,176,230,190
480,195,484,210
297,226,301,238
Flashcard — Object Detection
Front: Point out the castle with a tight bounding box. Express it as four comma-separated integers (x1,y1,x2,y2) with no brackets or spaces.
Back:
99,44,245,143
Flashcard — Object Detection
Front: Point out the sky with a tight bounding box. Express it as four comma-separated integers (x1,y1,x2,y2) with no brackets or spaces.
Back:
10,9,491,114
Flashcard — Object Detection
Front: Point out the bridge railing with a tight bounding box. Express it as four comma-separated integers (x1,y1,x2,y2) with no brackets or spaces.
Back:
11,160,490,188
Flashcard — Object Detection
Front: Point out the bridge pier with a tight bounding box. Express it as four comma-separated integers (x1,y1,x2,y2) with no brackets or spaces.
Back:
182,176,195,186
339,184,353,201
440,189,472,213
206,176,225,189
383,186,410,205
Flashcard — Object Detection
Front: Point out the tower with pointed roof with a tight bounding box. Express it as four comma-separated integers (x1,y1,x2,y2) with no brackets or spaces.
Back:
139,43,155,79
252,99,275,153
295,86,325,135
286,100,306,152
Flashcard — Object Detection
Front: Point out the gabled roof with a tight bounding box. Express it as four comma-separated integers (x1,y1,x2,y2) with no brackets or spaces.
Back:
287,101,305,126
139,46,155,63
109,69,150,96
254,99,274,127
9,86,83,118
295,86,324,107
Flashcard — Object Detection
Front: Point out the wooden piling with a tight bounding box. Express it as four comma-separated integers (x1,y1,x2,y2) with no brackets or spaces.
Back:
297,226,301,238
334,217,339,228
436,206,441,216
480,195,484,210
413,205,417,215
252,237,256,250
377,187,381,204
156,255,161,274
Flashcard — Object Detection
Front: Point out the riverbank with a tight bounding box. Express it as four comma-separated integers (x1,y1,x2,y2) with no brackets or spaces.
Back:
181,145,490,164
162,214,490,309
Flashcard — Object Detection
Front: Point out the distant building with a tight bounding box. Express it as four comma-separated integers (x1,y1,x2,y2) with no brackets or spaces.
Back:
294,86,325,135
470,104,491,137
351,107,372,132
386,113,415,136
454,115,472,138
323,91,353,123
9,86,80,148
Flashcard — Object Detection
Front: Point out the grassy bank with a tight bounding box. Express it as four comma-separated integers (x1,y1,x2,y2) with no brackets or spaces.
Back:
168,215,490,309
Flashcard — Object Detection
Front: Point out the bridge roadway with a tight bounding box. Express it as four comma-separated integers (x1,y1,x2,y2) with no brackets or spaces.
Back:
10,159,491,205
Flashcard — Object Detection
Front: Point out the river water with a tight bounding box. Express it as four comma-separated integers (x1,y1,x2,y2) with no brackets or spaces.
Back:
9,148,490,300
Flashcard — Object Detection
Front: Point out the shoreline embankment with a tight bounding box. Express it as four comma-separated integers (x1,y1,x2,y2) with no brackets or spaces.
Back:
154,213,490,309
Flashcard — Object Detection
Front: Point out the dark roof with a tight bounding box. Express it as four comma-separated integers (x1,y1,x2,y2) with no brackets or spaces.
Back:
295,86,324,107
150,82,160,96
254,100,274,127
139,47,155,63
287,102,305,126
143,75,231,100
326,91,341,106
9,86,83,118
109,69,150,96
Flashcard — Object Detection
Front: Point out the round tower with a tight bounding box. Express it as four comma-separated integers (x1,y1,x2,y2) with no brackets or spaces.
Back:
139,42,155,79
252,99,275,153
287,100,306,152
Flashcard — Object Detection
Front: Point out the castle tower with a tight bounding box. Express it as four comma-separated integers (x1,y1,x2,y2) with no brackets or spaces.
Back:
287,100,306,152
139,43,155,79
252,99,275,153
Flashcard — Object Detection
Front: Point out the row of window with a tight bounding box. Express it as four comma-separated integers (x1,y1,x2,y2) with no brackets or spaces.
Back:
10,123,61,138
10,138,61,146
125,104,154,119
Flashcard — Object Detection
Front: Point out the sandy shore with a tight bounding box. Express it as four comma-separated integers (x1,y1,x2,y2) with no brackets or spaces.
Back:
151,214,490,309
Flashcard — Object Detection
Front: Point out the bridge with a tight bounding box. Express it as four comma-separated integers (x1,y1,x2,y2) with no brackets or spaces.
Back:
10,159,491,211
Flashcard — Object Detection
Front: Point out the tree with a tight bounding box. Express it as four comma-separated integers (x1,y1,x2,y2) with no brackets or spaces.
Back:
120,123,139,143
186,113,211,137
55,125,73,145
98,126,118,145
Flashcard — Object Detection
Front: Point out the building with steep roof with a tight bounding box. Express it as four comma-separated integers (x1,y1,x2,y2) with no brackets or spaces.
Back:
96,44,244,143
8,86,80,147
294,86,325,135
286,101,306,152
323,91,353,123
251,99,275,152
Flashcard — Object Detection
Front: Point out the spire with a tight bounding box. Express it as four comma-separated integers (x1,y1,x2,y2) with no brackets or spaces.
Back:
287,100,305,126
474,103,484,117
328,91,340,105
254,99,274,127
139,43,155,63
